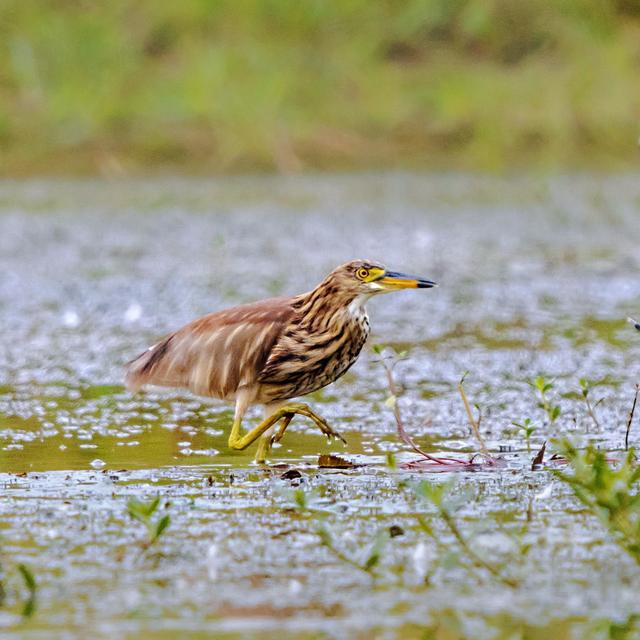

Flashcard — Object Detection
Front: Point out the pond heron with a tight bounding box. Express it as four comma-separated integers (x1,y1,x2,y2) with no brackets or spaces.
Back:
126,260,436,462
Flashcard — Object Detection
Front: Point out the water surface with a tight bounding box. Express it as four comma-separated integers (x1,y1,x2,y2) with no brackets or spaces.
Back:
1,175,640,638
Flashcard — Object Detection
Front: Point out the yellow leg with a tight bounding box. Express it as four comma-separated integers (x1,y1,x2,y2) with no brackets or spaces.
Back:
254,414,295,463
255,423,280,463
228,403,346,462
273,413,294,443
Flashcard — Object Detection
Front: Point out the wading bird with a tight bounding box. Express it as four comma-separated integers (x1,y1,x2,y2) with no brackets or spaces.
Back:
126,260,436,462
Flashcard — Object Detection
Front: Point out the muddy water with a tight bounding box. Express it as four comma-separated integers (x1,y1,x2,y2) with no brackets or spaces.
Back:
1,175,640,638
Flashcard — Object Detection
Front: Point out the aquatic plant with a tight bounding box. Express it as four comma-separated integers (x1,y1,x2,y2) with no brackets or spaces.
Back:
554,441,640,564
415,480,519,588
511,418,538,453
458,372,490,458
17,564,36,619
0,562,37,620
317,526,387,578
126,497,171,549
291,488,309,512
563,378,604,433
287,487,335,515
0,563,38,620
374,346,498,469
578,378,602,431
288,486,389,578
531,376,561,425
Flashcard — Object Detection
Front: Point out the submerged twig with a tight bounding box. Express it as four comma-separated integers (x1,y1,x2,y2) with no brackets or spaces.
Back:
625,384,640,451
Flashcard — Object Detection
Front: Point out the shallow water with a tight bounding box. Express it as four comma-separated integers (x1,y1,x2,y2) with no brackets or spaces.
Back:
1,175,640,638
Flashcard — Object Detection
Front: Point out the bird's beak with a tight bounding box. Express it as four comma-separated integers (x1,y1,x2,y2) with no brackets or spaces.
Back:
376,270,437,290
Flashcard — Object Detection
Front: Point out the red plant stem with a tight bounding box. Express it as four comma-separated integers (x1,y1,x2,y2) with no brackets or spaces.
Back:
383,360,471,466
625,384,640,451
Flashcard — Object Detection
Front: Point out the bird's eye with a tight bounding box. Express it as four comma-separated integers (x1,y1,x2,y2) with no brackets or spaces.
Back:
356,268,369,280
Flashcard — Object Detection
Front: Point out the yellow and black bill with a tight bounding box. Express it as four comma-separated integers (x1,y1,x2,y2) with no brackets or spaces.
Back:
377,270,437,289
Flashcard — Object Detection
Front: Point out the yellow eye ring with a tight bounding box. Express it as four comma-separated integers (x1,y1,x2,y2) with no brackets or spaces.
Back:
356,268,369,280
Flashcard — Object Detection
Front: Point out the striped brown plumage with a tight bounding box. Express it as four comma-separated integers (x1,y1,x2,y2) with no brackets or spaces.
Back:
125,259,435,459
126,270,369,405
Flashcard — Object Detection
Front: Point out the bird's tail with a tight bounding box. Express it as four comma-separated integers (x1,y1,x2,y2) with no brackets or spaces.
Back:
124,337,172,392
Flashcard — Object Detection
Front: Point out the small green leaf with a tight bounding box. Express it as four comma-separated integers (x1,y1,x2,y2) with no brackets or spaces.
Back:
363,531,387,572
127,498,159,523
145,497,160,516
17,564,36,619
18,564,35,592
386,451,397,470
416,514,435,536
442,551,460,569
384,395,397,408
317,526,332,546
416,480,450,507
293,489,307,510
363,551,380,571
152,515,171,543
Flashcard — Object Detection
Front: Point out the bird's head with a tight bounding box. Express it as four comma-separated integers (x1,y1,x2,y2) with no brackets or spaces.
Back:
326,260,437,297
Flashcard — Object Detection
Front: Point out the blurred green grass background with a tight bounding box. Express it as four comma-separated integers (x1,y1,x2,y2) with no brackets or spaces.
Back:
2,0,639,175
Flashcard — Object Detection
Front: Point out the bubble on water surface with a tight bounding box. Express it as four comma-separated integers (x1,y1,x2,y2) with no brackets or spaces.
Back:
62,310,80,328
123,302,143,323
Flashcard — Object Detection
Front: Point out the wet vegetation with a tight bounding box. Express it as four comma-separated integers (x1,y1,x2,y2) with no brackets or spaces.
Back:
0,176,640,638
126,497,172,551
555,442,640,565
2,1,640,174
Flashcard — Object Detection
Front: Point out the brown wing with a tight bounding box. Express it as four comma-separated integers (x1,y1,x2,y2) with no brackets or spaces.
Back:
125,297,295,399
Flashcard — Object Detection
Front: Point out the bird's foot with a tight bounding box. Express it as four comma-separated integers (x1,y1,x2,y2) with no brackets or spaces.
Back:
314,417,347,445
254,430,276,464
278,403,347,446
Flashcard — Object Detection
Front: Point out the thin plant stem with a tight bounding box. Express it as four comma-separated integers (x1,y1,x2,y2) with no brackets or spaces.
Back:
584,394,600,431
317,528,378,578
417,512,518,588
382,357,461,465
625,384,640,451
458,378,490,458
